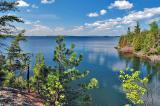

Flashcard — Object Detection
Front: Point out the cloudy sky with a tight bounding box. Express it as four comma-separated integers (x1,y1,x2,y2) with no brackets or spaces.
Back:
6,0,160,36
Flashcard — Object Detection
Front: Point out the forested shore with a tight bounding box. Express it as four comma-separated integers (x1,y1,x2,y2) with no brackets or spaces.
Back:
117,21,160,62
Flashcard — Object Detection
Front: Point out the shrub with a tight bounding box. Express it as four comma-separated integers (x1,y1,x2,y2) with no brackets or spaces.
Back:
119,68,148,105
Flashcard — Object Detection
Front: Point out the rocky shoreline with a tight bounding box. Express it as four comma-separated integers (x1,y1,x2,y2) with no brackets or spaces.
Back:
116,46,160,63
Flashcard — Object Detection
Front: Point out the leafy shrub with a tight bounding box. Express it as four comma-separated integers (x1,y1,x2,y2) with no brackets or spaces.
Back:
119,68,148,105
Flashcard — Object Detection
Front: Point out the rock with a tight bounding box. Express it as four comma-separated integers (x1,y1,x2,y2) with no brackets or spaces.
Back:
148,48,157,54
119,47,134,53
148,55,160,62
0,88,44,106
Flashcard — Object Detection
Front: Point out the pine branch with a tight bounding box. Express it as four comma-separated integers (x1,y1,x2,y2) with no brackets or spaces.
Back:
0,1,18,12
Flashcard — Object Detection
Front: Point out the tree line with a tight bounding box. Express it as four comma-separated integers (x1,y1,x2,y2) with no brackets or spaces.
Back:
118,21,160,54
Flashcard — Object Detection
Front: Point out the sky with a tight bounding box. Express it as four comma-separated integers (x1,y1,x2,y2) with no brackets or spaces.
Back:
5,0,160,36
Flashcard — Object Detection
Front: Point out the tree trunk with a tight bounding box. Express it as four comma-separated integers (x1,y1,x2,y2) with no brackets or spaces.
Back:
27,64,30,93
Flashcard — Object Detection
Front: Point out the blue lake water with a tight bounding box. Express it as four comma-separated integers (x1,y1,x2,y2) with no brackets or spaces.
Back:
1,36,160,106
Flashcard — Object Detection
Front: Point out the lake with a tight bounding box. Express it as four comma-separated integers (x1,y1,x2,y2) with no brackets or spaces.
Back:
1,36,160,106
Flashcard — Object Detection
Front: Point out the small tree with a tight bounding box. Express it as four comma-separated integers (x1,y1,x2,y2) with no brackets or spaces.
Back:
40,36,99,105
132,22,143,51
149,21,158,34
149,21,159,48
134,22,141,34
119,68,148,105
2,32,28,90
32,53,46,94
118,35,128,48
22,53,32,92
7,31,26,71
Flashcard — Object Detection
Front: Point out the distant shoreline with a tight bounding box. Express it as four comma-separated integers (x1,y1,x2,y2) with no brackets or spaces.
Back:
24,36,120,37
5,35,120,38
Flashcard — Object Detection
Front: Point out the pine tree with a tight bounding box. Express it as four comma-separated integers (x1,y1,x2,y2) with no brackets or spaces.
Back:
132,22,142,51
127,27,134,46
7,31,26,71
0,0,23,34
0,0,23,53
32,53,46,94
134,22,141,34
38,36,99,105
149,21,159,48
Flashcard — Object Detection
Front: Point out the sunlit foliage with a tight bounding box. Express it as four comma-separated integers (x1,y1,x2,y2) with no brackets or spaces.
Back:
119,68,148,105
29,36,99,105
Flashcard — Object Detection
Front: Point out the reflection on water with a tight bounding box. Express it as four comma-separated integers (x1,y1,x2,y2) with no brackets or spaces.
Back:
1,36,160,106
119,53,160,105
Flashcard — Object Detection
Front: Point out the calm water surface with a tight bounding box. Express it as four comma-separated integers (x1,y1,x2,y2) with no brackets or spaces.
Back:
2,36,160,106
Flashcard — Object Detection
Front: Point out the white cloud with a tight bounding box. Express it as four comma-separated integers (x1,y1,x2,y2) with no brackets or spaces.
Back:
71,26,84,32
25,24,85,36
100,9,107,15
25,7,160,36
26,24,53,36
87,12,99,17
25,21,32,25
24,20,40,25
41,0,55,4
148,17,160,24
53,27,65,35
35,20,40,23
123,7,160,23
16,0,30,7
54,27,64,32
31,4,39,8
87,9,107,18
108,0,133,10
85,7,160,31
